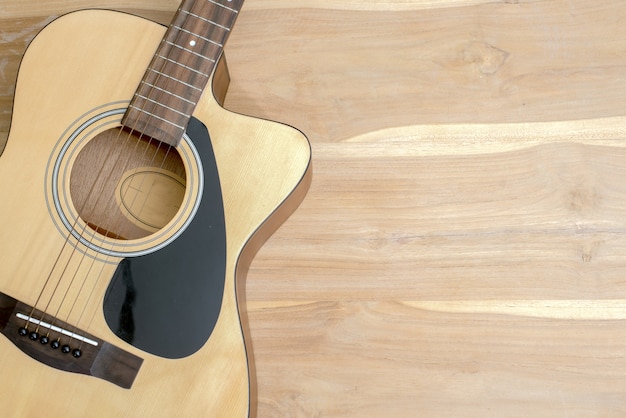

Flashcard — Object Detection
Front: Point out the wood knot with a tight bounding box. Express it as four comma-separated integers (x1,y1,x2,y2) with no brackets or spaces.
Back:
462,41,509,75
567,187,598,214
581,240,602,263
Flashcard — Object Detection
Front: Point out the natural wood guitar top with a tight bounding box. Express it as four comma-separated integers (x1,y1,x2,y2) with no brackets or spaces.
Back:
3,1,626,416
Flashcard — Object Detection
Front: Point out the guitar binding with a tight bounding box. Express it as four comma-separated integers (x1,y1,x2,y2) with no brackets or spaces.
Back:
0,291,142,389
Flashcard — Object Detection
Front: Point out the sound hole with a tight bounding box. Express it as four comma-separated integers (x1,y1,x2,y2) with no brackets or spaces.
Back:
70,127,186,240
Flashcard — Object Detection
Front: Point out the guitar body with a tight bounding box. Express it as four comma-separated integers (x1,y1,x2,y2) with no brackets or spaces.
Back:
0,9,310,417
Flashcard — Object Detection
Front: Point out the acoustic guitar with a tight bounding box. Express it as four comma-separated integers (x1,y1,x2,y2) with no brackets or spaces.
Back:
0,0,311,416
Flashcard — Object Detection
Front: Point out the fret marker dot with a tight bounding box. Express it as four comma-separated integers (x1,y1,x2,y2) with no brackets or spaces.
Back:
189,40,197,47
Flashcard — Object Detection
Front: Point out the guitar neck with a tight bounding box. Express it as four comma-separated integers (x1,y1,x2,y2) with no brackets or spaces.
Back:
122,0,244,146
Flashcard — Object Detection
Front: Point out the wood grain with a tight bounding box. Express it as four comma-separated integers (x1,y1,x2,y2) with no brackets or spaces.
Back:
3,0,626,416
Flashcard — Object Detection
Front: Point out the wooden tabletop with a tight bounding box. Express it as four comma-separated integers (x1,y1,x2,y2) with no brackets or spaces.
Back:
3,1,626,416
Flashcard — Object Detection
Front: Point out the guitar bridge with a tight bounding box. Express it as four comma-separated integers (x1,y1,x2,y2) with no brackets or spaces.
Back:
0,291,142,388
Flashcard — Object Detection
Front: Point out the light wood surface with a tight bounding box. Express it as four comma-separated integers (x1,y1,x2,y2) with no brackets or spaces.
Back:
3,0,626,416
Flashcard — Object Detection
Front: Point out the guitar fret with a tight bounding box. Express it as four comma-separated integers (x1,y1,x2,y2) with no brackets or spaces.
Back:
207,0,239,13
180,9,232,31
135,94,190,117
172,25,223,48
140,81,197,105
124,0,243,145
148,68,203,91
156,54,211,77
128,104,186,130
164,40,217,64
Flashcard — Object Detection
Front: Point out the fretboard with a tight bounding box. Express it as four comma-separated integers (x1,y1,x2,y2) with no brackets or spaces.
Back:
122,0,244,146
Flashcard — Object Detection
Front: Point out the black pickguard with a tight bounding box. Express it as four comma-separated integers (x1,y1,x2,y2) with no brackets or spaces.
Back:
103,117,227,359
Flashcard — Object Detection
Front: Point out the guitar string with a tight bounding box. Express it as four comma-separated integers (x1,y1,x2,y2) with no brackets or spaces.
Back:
27,3,188,337
70,141,178,352
28,52,178,336
67,1,207,348
53,74,181,342
44,135,159,340
60,139,173,349
25,0,193,331
31,121,155,339
48,1,206,348
34,95,173,340
27,0,231,349
25,126,137,336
